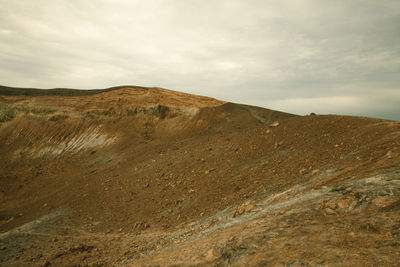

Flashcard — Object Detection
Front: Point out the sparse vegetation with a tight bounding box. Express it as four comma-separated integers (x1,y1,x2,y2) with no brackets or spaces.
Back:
140,105,170,119
0,103,54,122
0,104,15,122
48,114,69,122
84,105,172,119
0,85,148,97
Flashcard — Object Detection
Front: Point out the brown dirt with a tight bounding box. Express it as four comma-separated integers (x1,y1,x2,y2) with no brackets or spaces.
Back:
0,86,399,266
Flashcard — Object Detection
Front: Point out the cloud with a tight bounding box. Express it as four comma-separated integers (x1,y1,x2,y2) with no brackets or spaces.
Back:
0,0,399,120
263,88,400,121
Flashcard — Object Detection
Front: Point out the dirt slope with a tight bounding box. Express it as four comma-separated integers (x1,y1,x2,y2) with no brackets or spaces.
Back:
0,86,399,266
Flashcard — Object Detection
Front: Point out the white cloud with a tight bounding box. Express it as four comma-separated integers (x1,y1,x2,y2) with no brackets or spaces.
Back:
266,96,361,115
263,89,400,121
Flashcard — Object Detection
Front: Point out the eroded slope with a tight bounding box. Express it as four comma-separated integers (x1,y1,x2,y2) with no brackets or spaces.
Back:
0,86,399,266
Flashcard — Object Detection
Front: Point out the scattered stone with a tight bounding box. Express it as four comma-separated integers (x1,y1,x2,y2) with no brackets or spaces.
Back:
204,248,221,261
204,168,215,175
324,207,335,215
274,141,283,149
336,200,346,209
386,150,393,159
269,121,280,127
42,260,51,267
234,205,246,217
311,169,320,176
0,245,6,250
325,200,337,210
133,222,150,230
360,221,379,233
69,244,95,253
265,129,271,134
372,196,398,209
233,200,255,217
337,198,352,209
299,168,307,174
43,203,48,207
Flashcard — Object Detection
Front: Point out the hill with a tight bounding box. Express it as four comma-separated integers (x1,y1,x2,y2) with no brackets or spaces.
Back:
0,86,399,266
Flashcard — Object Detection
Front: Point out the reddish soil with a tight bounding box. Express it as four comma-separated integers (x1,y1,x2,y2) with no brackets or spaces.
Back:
0,86,399,266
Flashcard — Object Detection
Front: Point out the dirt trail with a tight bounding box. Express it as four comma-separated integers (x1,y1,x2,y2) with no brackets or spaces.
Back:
0,86,399,266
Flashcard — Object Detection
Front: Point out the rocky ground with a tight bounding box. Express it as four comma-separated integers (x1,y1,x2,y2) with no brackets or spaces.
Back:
0,86,399,266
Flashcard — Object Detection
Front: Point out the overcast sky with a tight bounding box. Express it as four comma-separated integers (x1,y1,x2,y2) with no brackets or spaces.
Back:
1,1,399,120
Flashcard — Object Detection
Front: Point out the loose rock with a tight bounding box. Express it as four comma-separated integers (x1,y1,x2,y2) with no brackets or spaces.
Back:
269,121,280,127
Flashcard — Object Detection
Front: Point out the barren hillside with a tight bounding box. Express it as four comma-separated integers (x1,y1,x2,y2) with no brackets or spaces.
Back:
0,86,399,266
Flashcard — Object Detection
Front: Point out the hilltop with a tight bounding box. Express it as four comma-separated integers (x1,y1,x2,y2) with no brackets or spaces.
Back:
0,86,399,266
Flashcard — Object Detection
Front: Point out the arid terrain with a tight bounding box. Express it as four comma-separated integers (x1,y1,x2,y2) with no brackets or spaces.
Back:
0,85,399,266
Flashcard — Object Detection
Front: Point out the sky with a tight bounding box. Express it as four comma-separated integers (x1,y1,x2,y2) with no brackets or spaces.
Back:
1,1,399,121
